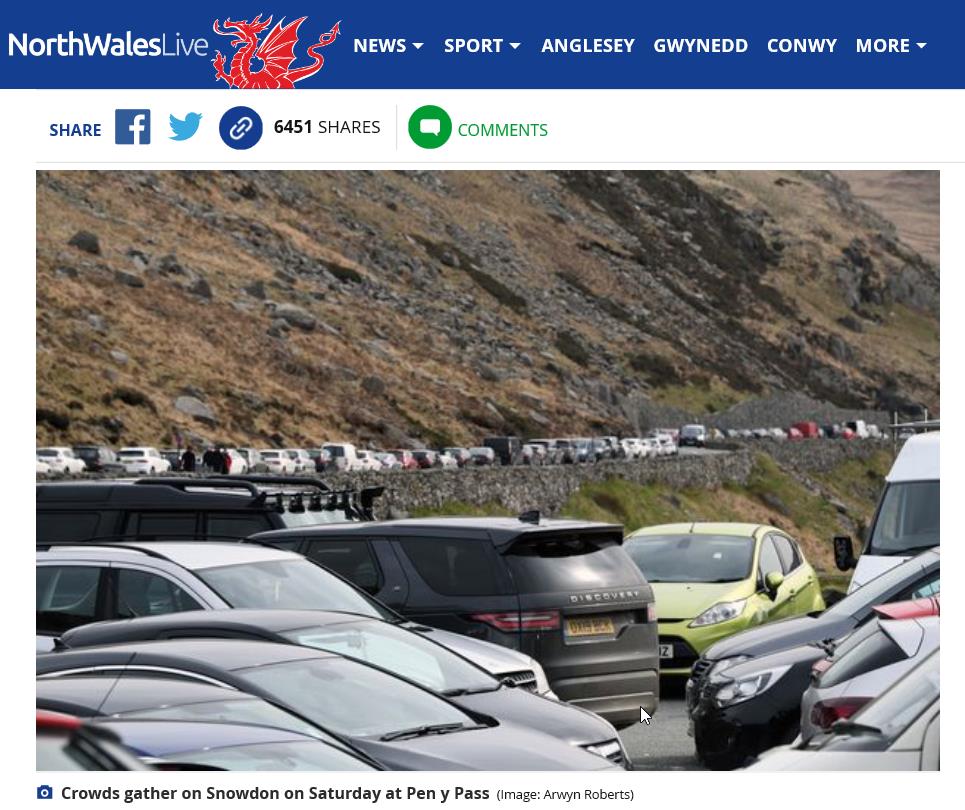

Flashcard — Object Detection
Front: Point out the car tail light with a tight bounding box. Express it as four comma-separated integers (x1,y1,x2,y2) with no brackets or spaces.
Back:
470,611,561,632
810,697,872,729
646,603,658,623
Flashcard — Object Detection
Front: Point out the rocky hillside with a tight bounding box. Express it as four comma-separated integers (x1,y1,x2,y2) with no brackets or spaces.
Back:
36,170,939,448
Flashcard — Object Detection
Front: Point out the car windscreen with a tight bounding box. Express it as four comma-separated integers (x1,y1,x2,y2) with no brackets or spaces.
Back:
37,449,58,457
868,481,940,555
624,534,754,583
194,559,392,619
117,450,145,458
261,452,282,459
238,658,474,739
324,446,346,457
167,739,375,771
118,698,333,743
505,534,644,592
280,621,497,695
824,554,937,619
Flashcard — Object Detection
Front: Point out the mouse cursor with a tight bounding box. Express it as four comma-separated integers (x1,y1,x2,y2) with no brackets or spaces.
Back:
639,708,652,725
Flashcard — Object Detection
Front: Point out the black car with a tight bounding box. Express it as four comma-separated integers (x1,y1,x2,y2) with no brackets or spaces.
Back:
687,548,940,768
482,436,522,466
37,640,620,771
57,609,628,764
71,445,124,474
251,514,659,727
36,476,383,543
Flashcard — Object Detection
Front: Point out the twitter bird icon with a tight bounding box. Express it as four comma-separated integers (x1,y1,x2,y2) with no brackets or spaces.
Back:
169,112,202,141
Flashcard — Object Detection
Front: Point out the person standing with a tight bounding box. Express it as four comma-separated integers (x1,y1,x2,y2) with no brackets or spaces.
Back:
181,445,197,473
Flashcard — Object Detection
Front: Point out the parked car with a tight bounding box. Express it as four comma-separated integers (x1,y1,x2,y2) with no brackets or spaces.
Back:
36,476,378,545
679,425,707,448
322,443,363,472
687,548,940,768
442,447,472,467
685,596,938,769
845,420,869,439
468,446,496,466
375,452,401,470
787,427,804,441
799,616,940,743
37,640,623,771
259,450,297,474
36,458,52,477
224,449,249,475
834,430,939,592
791,421,820,439
238,448,268,473
37,710,148,771
483,436,522,466
749,649,939,771
545,439,576,464
160,449,183,471
59,609,628,764
72,445,124,474
520,443,545,465
411,450,438,469
285,449,315,473
94,719,380,771
306,448,331,473
37,447,88,475
356,450,383,471
572,438,593,463
656,434,677,456
389,449,419,470
252,515,659,728
116,447,171,475
624,523,825,676
436,451,459,469
768,428,788,441
36,541,553,694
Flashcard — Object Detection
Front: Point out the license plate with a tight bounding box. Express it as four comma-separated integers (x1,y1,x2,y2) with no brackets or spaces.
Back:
565,616,615,637
659,643,674,659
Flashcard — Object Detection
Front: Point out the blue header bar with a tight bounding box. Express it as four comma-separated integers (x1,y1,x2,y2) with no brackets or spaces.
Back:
1,1,961,89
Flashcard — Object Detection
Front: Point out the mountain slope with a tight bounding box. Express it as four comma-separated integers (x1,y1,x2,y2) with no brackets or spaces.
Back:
36,170,939,447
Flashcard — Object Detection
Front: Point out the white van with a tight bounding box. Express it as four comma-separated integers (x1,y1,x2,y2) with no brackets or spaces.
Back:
835,431,939,592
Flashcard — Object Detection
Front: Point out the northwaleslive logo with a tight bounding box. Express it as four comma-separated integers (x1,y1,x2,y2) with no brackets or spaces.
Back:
8,13,341,87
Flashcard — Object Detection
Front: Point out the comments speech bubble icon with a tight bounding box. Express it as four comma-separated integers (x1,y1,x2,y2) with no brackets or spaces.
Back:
419,118,442,136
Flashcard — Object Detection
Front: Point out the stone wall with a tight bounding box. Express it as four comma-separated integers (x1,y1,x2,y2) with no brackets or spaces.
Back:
749,438,890,475
325,452,755,518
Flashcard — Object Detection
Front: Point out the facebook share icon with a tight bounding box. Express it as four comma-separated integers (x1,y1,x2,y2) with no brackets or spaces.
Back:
115,109,151,145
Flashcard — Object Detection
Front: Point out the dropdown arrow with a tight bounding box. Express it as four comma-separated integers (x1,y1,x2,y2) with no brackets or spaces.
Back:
916,42,927,49
510,42,521,50
412,42,424,50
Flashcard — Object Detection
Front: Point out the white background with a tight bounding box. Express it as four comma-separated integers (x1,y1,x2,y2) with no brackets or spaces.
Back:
2,88,955,802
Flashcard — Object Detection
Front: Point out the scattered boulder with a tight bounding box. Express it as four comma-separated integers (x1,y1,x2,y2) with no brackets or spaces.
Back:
244,280,267,300
109,349,129,366
68,231,100,255
114,270,145,288
188,278,213,299
361,375,386,397
274,303,316,331
174,395,217,426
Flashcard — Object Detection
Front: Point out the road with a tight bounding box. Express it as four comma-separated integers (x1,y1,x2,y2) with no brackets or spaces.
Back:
619,683,704,770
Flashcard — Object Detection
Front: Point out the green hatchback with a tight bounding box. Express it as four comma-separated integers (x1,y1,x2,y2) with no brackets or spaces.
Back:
623,523,825,676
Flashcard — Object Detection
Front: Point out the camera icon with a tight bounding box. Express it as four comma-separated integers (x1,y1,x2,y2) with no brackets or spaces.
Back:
37,785,54,800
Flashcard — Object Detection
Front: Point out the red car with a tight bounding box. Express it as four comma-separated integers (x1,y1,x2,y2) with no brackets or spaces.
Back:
791,421,821,438
389,449,419,470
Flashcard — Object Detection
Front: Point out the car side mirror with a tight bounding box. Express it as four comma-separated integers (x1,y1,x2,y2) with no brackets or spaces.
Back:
764,571,784,598
833,535,857,571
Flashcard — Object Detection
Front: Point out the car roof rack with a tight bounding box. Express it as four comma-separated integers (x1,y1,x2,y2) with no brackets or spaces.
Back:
133,478,262,497
215,474,331,492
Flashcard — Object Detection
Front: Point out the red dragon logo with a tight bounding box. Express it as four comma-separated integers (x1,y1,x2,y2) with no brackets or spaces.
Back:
212,14,340,88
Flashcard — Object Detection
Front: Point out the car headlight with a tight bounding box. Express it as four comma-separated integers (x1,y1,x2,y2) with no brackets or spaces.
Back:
714,665,790,708
689,599,748,628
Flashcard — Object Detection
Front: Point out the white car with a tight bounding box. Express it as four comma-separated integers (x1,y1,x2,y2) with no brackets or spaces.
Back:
225,449,249,475
285,449,314,473
36,447,87,475
356,450,383,471
620,438,641,459
260,450,297,474
750,649,939,771
799,616,940,743
375,452,400,470
436,451,459,468
36,458,51,477
116,447,171,475
655,434,677,456
322,442,364,472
